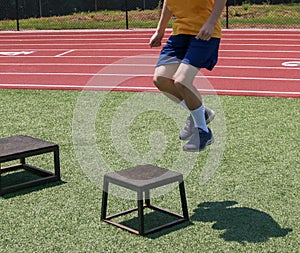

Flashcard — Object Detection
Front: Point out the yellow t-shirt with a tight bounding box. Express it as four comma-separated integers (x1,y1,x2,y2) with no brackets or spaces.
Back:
167,0,222,38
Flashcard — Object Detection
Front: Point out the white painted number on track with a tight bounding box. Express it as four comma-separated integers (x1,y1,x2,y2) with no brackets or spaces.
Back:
282,61,300,67
0,51,35,56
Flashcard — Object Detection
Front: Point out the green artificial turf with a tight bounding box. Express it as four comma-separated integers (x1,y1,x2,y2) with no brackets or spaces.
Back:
0,89,299,252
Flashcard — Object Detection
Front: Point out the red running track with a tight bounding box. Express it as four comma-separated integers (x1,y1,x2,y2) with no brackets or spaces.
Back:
0,29,299,98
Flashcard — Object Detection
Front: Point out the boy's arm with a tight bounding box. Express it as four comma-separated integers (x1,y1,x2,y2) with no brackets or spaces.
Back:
196,0,227,41
149,1,173,47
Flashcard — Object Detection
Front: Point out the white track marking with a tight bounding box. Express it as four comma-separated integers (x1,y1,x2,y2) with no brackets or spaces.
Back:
1,42,299,47
2,55,299,61
0,38,299,42
1,48,299,54
0,29,299,38
1,62,299,70
0,51,35,56
54,50,75,57
282,61,300,67
0,72,299,81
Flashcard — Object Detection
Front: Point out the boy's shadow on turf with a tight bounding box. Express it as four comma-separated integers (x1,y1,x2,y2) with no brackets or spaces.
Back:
190,201,292,244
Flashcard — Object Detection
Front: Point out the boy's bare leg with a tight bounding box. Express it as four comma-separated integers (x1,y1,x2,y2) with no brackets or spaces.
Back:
173,63,214,151
153,64,183,103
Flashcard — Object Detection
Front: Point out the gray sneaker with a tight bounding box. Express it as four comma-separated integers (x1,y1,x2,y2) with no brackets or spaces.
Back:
179,114,194,140
205,107,215,125
183,128,214,152
179,107,215,140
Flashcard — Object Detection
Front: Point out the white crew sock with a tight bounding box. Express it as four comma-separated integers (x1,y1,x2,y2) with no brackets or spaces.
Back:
190,105,208,132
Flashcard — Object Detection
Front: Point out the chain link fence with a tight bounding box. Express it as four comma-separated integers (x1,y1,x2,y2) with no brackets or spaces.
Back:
0,0,299,31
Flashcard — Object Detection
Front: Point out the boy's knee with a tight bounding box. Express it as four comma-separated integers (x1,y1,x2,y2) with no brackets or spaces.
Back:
153,75,161,89
152,75,160,86
153,75,170,90
174,80,187,92
153,64,179,89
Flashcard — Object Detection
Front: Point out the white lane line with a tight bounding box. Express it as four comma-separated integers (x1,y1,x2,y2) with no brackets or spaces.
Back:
1,62,299,70
1,42,299,47
54,50,75,57
0,38,299,42
1,55,299,61
0,29,299,37
0,72,299,81
0,48,299,54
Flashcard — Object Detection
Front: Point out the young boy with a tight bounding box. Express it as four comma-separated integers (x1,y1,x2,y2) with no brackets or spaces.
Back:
149,0,227,152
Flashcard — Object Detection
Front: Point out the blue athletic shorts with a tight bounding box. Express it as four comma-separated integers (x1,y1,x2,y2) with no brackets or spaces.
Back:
156,34,220,70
